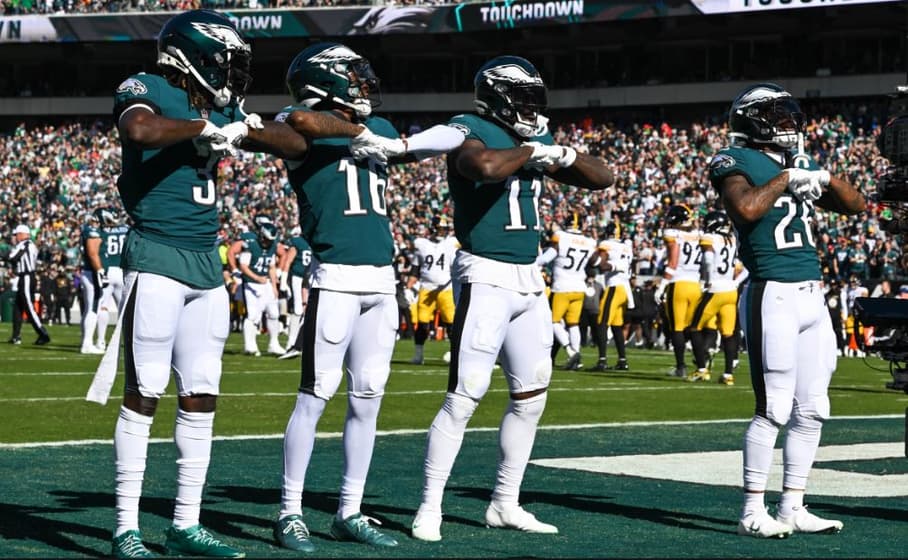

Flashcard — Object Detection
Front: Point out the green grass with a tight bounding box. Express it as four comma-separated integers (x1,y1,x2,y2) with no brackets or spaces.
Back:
0,324,906,558
1,324,904,443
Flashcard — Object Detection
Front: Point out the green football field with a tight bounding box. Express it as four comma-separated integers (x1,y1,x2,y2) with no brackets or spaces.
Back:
1,324,907,558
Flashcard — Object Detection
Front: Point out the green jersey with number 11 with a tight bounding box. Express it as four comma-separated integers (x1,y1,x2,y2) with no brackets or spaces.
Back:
447,113,552,265
709,146,821,283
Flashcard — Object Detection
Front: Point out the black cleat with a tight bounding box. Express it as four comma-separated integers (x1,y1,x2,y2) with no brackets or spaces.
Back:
610,360,629,371
587,360,608,372
35,334,51,345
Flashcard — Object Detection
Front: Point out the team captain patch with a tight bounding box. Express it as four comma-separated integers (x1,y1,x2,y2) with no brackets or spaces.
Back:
710,153,736,170
116,78,148,96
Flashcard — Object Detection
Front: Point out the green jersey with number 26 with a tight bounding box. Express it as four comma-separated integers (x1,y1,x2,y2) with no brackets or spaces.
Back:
447,113,552,265
708,146,821,282
276,106,395,266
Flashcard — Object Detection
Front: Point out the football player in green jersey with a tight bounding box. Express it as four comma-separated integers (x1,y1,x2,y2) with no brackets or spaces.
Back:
411,56,613,542
228,222,286,356
272,43,466,553
276,227,313,360
79,211,106,355
95,208,130,353
95,11,385,559
709,83,865,539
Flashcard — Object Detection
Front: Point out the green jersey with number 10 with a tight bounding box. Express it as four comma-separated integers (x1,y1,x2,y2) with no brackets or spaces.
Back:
708,146,821,282
447,113,551,265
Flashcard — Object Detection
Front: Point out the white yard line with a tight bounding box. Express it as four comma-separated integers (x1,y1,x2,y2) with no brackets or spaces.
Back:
0,415,901,449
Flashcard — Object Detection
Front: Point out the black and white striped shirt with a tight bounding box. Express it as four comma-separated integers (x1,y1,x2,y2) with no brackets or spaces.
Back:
9,239,38,275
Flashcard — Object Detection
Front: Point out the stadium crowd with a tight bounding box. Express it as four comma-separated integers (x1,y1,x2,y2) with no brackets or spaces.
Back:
0,105,897,345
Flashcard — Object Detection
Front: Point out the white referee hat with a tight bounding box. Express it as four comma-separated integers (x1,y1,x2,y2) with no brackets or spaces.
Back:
13,225,30,235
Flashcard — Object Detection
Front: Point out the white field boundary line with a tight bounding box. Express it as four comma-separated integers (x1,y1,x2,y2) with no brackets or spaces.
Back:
0,415,901,450
0,383,892,403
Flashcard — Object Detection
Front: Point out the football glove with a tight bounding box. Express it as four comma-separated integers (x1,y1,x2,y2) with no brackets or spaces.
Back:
653,282,666,304
522,142,577,170
785,168,826,202
94,269,109,289
350,127,405,165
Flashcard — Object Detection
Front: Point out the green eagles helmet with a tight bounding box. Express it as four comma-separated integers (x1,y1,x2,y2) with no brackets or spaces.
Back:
474,55,547,138
703,211,733,237
729,82,804,151
157,10,252,108
258,222,278,248
93,207,118,228
286,42,381,119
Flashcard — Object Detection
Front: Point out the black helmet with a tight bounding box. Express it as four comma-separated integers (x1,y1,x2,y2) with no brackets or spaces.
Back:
665,205,694,229
703,211,733,237
474,55,547,138
728,82,804,151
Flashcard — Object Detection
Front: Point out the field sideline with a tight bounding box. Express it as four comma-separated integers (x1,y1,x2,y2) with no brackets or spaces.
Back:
1,325,906,557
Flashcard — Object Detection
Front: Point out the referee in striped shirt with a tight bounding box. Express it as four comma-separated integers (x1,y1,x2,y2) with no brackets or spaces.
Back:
7,225,50,345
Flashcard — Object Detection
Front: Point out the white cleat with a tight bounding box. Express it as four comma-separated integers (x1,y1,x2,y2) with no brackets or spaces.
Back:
244,350,261,357
96,342,106,352
80,345,105,355
411,508,442,542
277,349,301,360
776,506,843,534
442,351,451,364
484,503,558,534
737,507,793,539
268,344,287,356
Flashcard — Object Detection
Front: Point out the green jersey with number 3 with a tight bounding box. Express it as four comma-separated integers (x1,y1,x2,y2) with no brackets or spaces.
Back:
113,72,244,288
447,113,551,265
709,146,821,282
276,106,395,266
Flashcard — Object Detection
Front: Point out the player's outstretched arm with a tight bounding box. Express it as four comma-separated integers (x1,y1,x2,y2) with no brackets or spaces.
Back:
118,107,210,150
545,152,614,190
242,121,309,161
720,172,789,223
816,175,866,215
386,125,467,164
452,139,535,183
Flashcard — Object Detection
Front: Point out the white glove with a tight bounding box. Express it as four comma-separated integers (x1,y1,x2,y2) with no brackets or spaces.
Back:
785,168,825,202
350,127,406,165
522,142,577,170
653,282,666,304
193,120,248,157
244,112,264,130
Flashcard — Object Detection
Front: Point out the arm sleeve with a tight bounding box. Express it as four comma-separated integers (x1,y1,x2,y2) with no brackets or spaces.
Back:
405,124,467,160
535,247,558,266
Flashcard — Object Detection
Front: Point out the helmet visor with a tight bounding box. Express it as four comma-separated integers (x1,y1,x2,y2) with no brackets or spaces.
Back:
348,58,382,109
226,48,253,99
510,82,547,121
754,97,804,133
